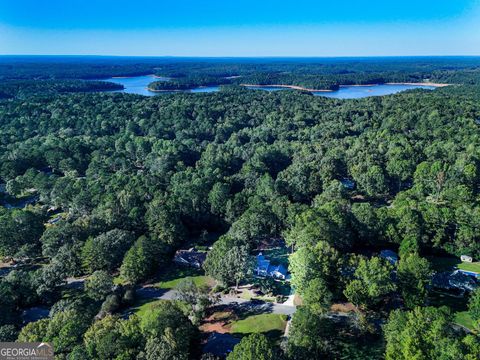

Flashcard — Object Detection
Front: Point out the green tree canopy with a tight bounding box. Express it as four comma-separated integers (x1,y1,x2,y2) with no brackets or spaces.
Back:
227,333,275,360
344,256,395,308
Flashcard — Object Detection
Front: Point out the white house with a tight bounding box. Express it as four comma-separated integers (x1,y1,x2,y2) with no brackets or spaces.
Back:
461,255,473,263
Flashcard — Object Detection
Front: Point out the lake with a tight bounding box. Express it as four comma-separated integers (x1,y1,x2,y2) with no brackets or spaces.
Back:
317,84,436,99
101,75,436,99
104,75,171,96
247,84,436,98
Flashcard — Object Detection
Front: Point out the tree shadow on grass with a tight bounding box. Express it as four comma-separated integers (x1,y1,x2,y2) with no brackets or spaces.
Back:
156,264,203,283
232,301,274,320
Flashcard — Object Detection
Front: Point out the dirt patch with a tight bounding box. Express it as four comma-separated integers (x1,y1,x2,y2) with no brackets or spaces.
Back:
200,322,232,334
331,302,356,313
208,311,232,322
351,194,366,201
293,294,303,306
200,309,237,334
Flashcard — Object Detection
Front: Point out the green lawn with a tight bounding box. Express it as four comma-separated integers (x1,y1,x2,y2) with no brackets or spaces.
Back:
115,264,215,288
457,262,480,273
230,313,288,335
156,274,214,289
132,299,190,319
455,311,476,331
116,263,216,290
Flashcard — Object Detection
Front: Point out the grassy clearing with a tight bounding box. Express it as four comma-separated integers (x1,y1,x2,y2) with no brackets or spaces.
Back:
156,275,214,289
123,264,214,321
133,299,190,319
457,262,480,273
115,264,215,288
230,313,288,335
154,265,215,290
455,311,476,331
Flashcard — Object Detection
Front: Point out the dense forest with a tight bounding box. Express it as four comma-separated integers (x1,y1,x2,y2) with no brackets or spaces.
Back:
2,56,480,92
0,80,123,99
149,58,480,91
1,57,480,359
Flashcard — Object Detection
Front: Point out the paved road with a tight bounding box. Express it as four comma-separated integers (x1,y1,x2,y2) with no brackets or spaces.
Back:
135,286,296,315
218,295,296,315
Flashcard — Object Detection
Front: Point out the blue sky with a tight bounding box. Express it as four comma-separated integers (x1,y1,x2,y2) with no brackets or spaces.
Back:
1,0,479,56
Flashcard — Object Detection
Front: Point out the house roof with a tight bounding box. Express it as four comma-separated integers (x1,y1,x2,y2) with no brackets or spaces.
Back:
257,260,270,272
380,250,399,264
431,270,478,292
255,253,288,276
269,264,287,276
340,178,356,190
174,249,207,266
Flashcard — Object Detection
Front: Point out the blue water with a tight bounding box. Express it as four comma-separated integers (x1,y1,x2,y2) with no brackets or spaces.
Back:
102,75,220,95
103,75,171,96
245,86,287,92
246,84,436,98
101,76,436,99
316,84,436,99
190,86,220,93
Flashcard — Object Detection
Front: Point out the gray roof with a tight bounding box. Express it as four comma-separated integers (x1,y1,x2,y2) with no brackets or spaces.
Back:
255,253,288,277
174,249,207,267
431,270,478,292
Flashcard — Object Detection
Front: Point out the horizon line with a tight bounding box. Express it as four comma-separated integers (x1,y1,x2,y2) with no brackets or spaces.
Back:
1,54,480,59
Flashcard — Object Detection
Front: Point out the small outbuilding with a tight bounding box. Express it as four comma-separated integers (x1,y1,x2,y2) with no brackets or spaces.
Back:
461,255,473,263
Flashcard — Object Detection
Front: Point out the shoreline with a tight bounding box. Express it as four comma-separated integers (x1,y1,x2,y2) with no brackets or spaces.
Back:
111,74,153,79
152,74,171,79
111,74,170,79
147,85,217,92
240,84,333,92
146,87,185,93
385,82,451,88
145,81,452,94
242,82,451,92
